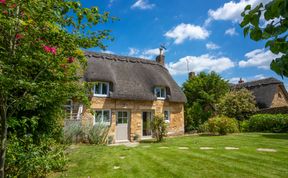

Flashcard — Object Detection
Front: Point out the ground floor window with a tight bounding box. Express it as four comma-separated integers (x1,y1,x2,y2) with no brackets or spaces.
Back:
94,110,111,125
164,110,170,123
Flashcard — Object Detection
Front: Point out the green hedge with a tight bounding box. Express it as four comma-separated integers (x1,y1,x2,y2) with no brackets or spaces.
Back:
199,116,239,135
247,114,288,133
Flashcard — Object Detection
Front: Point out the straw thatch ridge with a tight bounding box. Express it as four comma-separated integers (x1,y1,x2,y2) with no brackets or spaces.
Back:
233,77,288,109
84,51,187,103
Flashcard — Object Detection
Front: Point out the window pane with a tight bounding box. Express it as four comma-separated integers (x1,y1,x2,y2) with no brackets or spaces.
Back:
161,88,165,98
164,111,169,121
102,83,108,95
155,88,161,97
117,118,123,124
103,110,110,123
123,118,128,124
118,112,122,118
95,111,102,123
123,112,128,118
95,83,101,94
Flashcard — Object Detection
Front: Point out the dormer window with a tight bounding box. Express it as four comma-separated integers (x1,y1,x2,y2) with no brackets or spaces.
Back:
154,87,166,99
94,82,109,97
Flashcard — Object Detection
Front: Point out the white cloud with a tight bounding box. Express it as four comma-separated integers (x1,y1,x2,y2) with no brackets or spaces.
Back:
164,23,209,44
225,27,238,36
127,47,162,59
131,0,155,10
206,42,220,50
207,0,271,22
239,48,282,69
166,54,235,75
128,47,139,56
101,50,114,54
229,74,266,84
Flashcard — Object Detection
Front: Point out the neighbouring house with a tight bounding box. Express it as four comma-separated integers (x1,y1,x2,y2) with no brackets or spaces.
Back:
234,77,288,110
66,50,186,143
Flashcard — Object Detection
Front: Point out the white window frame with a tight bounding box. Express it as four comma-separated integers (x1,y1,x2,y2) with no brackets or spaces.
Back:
93,82,109,97
154,87,166,100
94,110,111,126
164,110,170,123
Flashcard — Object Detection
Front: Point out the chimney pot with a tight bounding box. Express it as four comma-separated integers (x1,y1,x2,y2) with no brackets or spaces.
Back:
189,72,195,80
238,78,244,84
156,55,165,65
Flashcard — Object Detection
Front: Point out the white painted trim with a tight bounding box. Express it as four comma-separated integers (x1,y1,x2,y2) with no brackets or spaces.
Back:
93,109,111,126
154,87,166,100
93,82,109,97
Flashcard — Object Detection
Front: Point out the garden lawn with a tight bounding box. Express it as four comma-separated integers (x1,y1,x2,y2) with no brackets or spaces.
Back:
51,133,288,178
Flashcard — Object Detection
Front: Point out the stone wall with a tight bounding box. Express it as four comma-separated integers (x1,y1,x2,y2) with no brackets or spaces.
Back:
271,86,288,108
82,97,184,142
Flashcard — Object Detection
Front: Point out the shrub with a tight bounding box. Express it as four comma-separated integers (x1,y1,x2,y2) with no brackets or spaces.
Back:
199,116,239,135
151,115,168,142
86,124,110,144
62,120,83,144
247,114,288,133
6,135,66,177
217,88,257,121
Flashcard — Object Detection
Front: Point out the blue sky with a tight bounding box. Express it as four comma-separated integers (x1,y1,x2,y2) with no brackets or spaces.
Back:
81,0,287,88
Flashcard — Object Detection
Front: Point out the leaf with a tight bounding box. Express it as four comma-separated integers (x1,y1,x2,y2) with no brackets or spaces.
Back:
243,26,250,37
250,28,262,41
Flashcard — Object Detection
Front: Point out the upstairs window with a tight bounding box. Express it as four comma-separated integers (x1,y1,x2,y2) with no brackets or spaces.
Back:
154,87,166,99
94,110,111,125
94,82,109,97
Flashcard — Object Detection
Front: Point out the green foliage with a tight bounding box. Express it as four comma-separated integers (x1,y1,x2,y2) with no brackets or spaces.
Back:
62,121,83,144
6,135,67,178
199,116,239,135
0,0,113,176
241,0,288,77
246,114,288,133
183,72,230,132
86,124,110,145
217,88,257,121
151,115,168,142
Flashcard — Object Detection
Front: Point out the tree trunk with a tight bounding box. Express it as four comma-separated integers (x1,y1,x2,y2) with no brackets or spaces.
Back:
0,107,7,178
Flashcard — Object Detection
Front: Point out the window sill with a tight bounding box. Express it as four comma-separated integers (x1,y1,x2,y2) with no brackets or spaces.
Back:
156,97,166,100
94,94,109,98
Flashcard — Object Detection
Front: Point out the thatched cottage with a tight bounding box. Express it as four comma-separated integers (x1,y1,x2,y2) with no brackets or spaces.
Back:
71,51,186,143
234,77,288,110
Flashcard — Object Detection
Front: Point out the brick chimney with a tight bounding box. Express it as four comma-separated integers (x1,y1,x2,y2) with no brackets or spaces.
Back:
189,72,195,80
238,78,244,84
155,47,165,66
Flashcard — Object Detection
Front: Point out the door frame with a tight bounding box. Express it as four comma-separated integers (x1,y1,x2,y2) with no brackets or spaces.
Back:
141,110,154,139
115,110,131,141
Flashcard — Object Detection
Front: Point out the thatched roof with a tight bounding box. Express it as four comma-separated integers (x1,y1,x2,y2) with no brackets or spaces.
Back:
84,51,186,103
233,77,288,109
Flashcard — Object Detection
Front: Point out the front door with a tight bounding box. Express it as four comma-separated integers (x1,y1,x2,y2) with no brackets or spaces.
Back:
116,111,129,141
142,111,153,137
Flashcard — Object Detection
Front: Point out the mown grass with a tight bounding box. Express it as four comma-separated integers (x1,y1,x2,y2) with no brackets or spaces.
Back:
50,133,288,178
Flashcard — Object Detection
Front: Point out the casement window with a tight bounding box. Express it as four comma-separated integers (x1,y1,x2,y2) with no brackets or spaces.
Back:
94,110,111,125
154,87,166,99
164,110,170,123
94,82,109,97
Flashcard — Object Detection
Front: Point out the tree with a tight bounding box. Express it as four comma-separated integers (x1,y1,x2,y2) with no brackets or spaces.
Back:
217,88,257,129
150,115,167,142
182,72,230,132
240,0,288,77
0,0,113,176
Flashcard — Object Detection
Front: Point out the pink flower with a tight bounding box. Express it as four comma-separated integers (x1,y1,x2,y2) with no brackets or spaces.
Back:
0,0,6,4
3,10,8,15
50,47,57,55
43,45,57,55
43,46,51,53
67,57,74,63
16,34,23,40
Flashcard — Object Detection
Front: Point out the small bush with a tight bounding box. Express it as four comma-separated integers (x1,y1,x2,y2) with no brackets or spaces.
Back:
86,124,110,144
63,121,83,144
199,116,239,135
6,135,66,177
247,114,288,133
151,115,168,142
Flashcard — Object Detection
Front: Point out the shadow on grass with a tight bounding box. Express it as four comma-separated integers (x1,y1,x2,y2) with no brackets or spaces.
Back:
261,133,288,140
139,139,157,144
